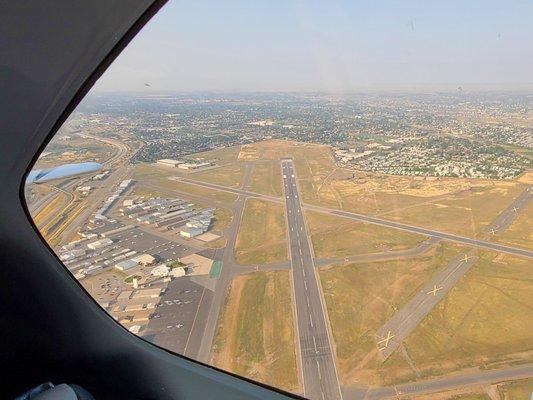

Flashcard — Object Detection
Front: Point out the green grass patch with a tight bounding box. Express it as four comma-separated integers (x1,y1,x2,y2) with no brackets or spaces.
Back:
209,261,222,278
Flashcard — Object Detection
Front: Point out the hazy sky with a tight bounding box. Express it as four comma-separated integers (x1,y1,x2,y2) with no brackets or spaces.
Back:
93,0,533,92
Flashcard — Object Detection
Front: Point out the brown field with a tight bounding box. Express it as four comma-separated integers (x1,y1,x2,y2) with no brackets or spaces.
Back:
496,200,533,249
498,378,533,399
212,207,233,231
235,199,287,265
190,163,246,188
132,163,175,180
295,164,526,240
211,271,300,393
248,161,283,197
517,171,533,185
412,390,491,400
387,182,525,237
306,211,426,258
403,251,533,381
240,140,336,180
319,243,472,386
34,136,115,168
33,191,68,228
133,177,238,204
193,144,241,165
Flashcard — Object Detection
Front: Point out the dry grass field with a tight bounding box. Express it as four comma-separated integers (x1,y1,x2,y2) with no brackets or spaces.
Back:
319,243,472,386
386,182,525,237
248,161,283,197
235,199,287,265
190,163,246,188
498,378,533,399
496,200,532,249
403,251,533,381
306,211,426,258
211,271,300,393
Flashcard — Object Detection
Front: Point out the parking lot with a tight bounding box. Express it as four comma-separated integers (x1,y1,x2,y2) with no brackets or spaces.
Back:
80,270,128,304
108,226,194,261
142,278,212,356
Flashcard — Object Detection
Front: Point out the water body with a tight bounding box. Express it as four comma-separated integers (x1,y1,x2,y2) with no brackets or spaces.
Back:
26,162,102,184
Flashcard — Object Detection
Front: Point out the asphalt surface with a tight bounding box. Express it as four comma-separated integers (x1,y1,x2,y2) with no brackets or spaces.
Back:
315,237,441,267
142,278,210,355
195,163,254,363
175,177,533,259
282,159,342,400
345,363,533,399
375,252,478,359
484,186,532,234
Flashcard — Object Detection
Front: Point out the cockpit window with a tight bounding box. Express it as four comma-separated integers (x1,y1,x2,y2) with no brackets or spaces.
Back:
24,2,532,399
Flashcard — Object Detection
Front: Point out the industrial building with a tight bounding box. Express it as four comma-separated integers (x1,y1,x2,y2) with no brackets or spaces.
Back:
156,159,183,167
179,227,204,238
132,253,156,266
87,238,114,250
115,259,138,271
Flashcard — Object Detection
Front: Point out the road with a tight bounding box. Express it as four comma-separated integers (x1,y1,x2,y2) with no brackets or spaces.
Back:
172,177,533,259
281,158,343,400
342,363,533,399
195,163,254,363
315,237,441,267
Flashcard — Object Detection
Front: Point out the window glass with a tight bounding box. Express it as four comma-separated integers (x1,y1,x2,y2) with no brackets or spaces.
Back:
25,2,532,399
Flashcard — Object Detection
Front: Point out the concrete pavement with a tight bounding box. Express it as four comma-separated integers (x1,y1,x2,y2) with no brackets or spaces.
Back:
282,158,343,400
346,363,533,399
195,163,254,363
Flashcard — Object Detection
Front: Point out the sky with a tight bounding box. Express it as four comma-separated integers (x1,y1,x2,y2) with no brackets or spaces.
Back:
93,0,533,92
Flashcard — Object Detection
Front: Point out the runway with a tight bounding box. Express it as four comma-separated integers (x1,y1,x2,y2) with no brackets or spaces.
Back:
375,252,477,359
484,186,532,235
375,186,532,359
281,158,342,400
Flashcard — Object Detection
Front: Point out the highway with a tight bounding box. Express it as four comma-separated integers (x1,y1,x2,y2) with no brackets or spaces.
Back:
281,158,343,400
173,177,533,259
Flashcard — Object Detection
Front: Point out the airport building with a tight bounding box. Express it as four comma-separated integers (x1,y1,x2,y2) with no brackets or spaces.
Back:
132,253,156,266
115,259,138,271
87,238,113,250
156,159,183,167
179,227,204,238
